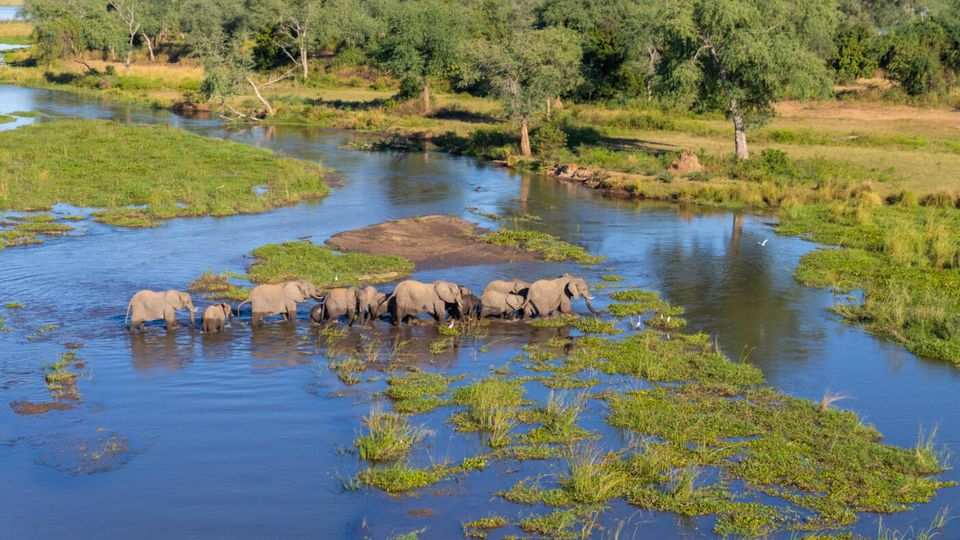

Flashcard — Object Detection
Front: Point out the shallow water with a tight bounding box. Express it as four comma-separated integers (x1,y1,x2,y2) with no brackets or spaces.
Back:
1,84,958,538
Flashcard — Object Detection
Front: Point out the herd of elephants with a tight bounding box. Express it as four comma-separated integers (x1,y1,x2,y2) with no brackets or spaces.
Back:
124,275,600,333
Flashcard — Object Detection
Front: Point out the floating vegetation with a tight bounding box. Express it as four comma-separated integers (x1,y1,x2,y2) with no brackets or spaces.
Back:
482,229,604,264
329,355,366,385
530,315,621,335
644,314,688,331
354,405,430,461
520,393,592,444
518,509,580,538
462,515,508,539
28,323,60,341
451,378,524,447
5,302,24,309
43,351,83,399
607,289,684,317
429,336,454,354
600,275,624,282
385,371,455,414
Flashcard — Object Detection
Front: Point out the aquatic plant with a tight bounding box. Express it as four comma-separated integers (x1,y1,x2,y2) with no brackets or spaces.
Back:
354,405,430,461
482,229,603,263
385,371,454,414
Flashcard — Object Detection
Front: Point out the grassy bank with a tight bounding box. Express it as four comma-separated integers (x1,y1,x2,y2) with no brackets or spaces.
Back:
779,203,960,363
0,119,328,227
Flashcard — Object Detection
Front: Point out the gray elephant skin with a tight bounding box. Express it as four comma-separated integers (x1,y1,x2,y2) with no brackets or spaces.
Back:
238,280,320,326
388,280,463,325
482,279,531,297
480,290,525,319
522,275,599,318
126,289,197,333
202,302,233,333
311,286,361,325
358,286,388,323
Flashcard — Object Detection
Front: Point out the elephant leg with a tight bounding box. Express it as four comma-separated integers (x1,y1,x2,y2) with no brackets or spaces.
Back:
286,302,297,323
252,312,262,327
165,308,177,331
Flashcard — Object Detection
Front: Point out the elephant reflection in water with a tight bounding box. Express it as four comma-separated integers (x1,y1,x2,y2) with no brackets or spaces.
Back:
129,332,196,371
250,322,311,368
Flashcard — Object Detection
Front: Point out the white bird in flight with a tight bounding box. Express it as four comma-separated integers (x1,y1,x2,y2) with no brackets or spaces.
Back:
758,239,768,247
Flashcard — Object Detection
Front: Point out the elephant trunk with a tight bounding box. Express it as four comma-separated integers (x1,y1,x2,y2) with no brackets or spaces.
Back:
584,295,600,315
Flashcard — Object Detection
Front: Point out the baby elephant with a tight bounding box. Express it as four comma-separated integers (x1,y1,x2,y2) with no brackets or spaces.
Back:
458,290,481,320
480,290,525,319
202,303,233,333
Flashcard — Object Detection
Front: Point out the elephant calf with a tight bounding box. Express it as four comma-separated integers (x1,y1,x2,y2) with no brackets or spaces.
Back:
126,289,197,333
312,286,361,325
456,287,481,320
358,286,387,323
201,303,233,333
480,290,525,319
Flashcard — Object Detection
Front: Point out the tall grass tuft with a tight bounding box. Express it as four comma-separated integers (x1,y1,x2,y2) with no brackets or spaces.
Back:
354,404,431,461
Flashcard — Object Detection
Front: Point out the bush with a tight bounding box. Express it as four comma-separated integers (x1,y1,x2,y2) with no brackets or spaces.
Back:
531,116,568,156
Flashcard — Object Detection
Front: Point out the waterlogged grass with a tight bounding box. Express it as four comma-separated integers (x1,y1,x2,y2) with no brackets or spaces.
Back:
354,405,429,461
355,462,452,493
43,351,82,399
451,378,524,447
247,241,413,287
530,315,621,335
482,229,603,264
607,289,685,317
607,383,953,530
0,214,78,250
385,371,454,414
188,271,250,301
779,203,960,365
0,120,328,226
462,515,507,538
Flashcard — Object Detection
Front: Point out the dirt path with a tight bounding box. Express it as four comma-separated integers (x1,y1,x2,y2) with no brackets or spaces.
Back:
326,215,537,270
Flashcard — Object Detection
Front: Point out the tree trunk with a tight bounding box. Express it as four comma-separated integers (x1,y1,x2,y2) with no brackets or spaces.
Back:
545,97,551,118
520,117,531,156
299,43,308,80
731,102,749,160
422,82,431,114
246,77,274,117
141,31,155,62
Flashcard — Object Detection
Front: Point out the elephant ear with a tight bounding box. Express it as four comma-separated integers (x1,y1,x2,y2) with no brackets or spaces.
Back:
435,282,456,303
284,281,306,302
565,279,581,300
221,303,232,317
507,294,524,309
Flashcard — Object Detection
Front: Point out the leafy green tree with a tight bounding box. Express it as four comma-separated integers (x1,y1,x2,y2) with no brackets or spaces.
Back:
654,0,836,159
250,0,321,80
469,26,582,156
830,23,878,81
22,0,127,66
372,0,466,113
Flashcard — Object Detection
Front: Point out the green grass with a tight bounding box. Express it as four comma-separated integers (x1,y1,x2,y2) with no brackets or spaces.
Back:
188,271,250,302
462,515,508,538
482,229,604,264
354,405,429,461
451,378,524,447
778,203,960,364
520,393,592,444
385,371,454,414
529,315,621,335
355,462,452,492
247,241,413,287
0,120,328,226
43,351,82,397
5,302,23,309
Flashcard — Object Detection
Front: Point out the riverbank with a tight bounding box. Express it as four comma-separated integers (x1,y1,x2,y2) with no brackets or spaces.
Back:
0,57,958,365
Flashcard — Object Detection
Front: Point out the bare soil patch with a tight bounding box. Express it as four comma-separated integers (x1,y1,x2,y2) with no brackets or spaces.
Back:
326,215,538,269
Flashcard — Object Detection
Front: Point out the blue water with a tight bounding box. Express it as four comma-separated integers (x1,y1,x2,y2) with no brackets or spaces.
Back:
0,85,957,538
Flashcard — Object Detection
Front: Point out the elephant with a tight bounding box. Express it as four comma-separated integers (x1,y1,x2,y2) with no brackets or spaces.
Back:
459,292,481,320
358,286,388,323
238,280,320,326
522,275,599,318
387,280,463,325
480,290,525,319
482,279,531,297
201,302,233,333
311,286,361,325
126,289,197,333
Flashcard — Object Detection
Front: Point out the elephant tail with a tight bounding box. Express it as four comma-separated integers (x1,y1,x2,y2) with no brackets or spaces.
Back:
236,298,250,318
124,301,132,324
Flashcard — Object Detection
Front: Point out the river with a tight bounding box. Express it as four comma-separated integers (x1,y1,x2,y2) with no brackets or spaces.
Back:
0,85,957,538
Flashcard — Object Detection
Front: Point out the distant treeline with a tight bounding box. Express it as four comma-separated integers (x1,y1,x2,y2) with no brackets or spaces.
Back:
17,0,960,158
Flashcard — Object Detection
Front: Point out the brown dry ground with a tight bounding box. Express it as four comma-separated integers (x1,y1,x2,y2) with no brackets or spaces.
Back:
326,215,537,269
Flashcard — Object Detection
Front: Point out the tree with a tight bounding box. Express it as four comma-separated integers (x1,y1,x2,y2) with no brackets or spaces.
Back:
470,26,582,156
251,0,320,80
654,0,836,159
373,0,466,114
22,0,127,66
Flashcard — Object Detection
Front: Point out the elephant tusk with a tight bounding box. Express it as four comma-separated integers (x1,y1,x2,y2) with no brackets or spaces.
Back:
585,294,594,300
